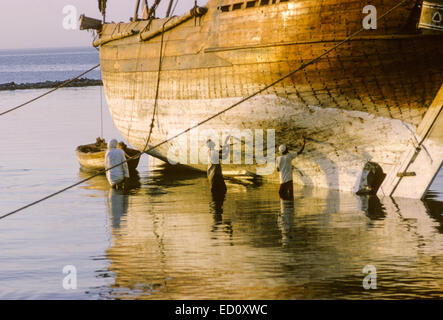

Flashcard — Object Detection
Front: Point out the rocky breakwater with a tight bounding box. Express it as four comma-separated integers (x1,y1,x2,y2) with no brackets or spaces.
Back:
0,78,103,91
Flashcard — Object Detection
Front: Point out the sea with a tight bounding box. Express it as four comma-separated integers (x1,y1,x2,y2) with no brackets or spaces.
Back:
0,47,442,300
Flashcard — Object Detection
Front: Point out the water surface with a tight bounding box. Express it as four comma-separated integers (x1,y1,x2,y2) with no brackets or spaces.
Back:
0,47,101,84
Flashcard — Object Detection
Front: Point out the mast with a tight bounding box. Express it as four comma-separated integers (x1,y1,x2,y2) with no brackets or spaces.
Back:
98,0,107,23
147,0,162,20
165,0,174,17
142,0,149,19
133,0,141,21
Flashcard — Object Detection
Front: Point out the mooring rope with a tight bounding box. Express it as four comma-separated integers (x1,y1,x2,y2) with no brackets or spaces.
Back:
0,0,409,221
100,86,104,138
143,17,172,149
0,64,101,117
142,0,179,150
127,0,179,146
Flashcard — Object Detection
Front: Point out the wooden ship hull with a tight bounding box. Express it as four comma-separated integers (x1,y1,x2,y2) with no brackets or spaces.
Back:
90,0,443,195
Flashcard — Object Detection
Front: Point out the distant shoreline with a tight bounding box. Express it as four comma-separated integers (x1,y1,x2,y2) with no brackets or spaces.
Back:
0,78,102,91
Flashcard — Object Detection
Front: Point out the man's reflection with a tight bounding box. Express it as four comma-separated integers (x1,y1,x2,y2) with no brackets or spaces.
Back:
107,172,141,228
359,195,386,220
278,199,295,247
107,188,129,229
209,190,233,240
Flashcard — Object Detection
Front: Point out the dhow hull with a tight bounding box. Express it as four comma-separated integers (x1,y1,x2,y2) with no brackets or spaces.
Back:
97,0,443,192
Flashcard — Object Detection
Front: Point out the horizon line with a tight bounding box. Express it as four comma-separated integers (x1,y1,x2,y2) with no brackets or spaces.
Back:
0,45,95,52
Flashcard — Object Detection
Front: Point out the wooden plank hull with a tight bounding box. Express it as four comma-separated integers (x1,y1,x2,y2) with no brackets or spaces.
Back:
97,0,443,192
77,149,107,172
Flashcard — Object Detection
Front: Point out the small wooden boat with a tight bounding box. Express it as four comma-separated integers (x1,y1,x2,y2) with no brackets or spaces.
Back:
76,138,141,174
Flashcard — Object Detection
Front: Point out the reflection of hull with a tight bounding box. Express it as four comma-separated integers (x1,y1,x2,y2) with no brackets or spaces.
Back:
381,196,443,253
98,166,443,299
98,0,443,191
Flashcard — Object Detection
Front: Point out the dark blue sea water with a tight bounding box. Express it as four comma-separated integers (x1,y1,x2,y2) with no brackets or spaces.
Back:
0,47,442,299
0,47,101,84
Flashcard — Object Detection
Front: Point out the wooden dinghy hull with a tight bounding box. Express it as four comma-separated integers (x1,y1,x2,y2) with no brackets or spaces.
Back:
76,143,141,174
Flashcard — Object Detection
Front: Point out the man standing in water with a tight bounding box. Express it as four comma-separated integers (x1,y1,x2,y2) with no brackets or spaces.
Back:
206,135,230,195
276,137,306,200
105,139,129,190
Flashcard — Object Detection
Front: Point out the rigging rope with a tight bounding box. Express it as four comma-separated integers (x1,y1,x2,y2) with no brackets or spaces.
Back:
128,0,178,140
100,86,104,138
0,64,100,117
0,0,409,221
143,17,172,149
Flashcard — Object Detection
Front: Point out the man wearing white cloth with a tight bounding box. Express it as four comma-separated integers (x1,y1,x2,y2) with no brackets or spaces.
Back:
105,139,129,190
276,137,305,200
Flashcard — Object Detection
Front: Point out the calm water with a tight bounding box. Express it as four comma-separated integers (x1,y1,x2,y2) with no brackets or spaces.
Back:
0,47,101,84
0,49,442,299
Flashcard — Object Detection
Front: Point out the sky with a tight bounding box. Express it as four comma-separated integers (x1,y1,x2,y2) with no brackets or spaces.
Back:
0,0,198,50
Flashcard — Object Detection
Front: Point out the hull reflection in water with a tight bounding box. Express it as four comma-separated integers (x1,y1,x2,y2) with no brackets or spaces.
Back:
83,162,443,299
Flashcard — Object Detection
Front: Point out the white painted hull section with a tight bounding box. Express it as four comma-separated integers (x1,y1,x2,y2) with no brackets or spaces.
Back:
105,91,417,192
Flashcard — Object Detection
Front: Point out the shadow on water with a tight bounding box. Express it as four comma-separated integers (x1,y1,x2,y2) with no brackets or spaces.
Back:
423,191,443,234
148,163,206,187
146,162,265,198
78,168,142,194
137,162,206,197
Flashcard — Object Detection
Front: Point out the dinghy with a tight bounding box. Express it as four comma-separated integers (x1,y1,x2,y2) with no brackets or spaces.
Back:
76,138,141,174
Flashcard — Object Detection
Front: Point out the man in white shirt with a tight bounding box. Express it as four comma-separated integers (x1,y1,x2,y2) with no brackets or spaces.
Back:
105,139,130,190
276,137,305,200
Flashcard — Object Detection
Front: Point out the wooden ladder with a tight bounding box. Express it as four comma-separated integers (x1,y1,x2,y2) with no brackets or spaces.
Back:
378,83,443,199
